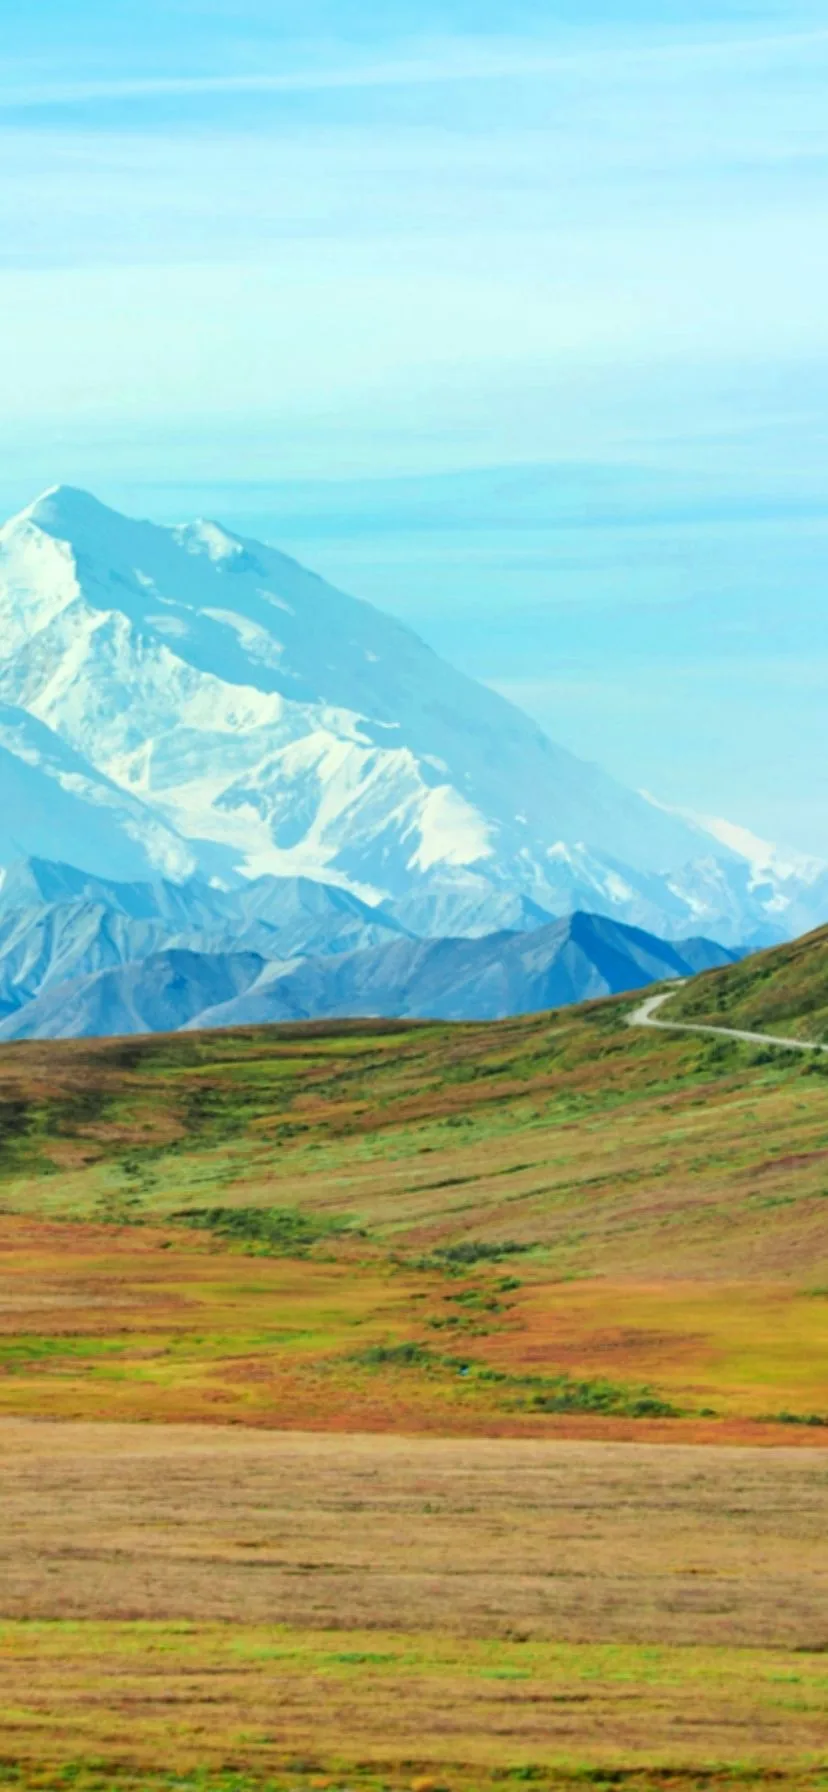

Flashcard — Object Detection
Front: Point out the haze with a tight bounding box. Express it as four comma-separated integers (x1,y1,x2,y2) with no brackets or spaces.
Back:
1,0,826,847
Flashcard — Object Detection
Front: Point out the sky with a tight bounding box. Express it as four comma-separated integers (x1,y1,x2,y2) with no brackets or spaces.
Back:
0,0,826,852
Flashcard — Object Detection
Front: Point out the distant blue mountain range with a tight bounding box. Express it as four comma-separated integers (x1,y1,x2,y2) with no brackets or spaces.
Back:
0,857,738,1039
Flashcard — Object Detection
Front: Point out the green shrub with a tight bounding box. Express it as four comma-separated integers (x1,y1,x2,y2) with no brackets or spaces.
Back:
170,1204,353,1256
351,1341,681,1417
766,1409,828,1428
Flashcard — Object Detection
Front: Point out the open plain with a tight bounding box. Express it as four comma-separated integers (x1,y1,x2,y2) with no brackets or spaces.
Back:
1,952,828,1789
2,1420,828,1787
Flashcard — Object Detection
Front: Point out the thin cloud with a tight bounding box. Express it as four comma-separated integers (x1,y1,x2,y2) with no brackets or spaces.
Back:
3,26,828,110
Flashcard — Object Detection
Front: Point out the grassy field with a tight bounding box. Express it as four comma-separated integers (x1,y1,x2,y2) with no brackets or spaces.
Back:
1,986,828,1434
1,1214,828,1437
1,960,828,1787
2,1420,828,1788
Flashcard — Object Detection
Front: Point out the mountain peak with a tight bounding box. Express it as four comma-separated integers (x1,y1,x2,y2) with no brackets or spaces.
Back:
20,485,120,534
0,485,815,946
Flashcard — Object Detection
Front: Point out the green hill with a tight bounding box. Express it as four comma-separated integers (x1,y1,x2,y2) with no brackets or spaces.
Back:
1,931,828,1440
668,923,828,1041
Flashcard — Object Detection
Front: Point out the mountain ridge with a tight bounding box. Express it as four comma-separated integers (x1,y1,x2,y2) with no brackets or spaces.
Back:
0,858,412,1019
0,485,823,945
0,901,739,1040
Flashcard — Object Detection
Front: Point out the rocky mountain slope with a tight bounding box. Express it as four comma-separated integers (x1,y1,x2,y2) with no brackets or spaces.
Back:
186,912,738,1031
0,907,737,1040
0,947,265,1042
1,485,823,945
0,858,409,1020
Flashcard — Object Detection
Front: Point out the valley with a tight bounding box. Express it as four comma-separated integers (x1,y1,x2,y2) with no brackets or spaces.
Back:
2,957,828,1436
0,485,826,1792
2,938,828,1789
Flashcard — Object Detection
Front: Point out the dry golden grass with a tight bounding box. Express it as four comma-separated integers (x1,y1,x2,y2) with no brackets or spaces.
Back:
3,978,828,1786
3,1420,827,1644
1,1420,828,1782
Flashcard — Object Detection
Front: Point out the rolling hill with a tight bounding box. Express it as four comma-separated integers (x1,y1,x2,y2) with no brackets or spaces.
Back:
0,921,826,1444
668,922,828,1041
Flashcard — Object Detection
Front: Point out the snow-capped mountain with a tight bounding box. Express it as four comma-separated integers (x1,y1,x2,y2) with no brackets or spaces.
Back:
0,484,823,945
0,701,183,879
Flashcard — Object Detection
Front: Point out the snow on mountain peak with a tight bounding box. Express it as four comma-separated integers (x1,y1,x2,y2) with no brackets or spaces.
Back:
174,519,247,563
0,486,822,945
5,486,140,561
22,484,115,528
690,814,825,886
640,791,826,890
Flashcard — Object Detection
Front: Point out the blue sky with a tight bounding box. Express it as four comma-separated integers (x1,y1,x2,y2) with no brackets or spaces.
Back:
1,1,826,850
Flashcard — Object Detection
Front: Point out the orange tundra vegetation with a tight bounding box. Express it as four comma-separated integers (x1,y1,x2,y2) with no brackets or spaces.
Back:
1,944,828,1789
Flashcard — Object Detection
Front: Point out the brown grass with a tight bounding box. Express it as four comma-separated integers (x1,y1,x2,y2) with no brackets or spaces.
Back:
3,986,828,1784
1,1419,828,1780
3,1419,827,1644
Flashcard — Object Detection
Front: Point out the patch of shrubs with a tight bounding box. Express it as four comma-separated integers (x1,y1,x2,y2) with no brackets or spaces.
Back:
356,1342,436,1368
697,1039,744,1071
411,1239,534,1273
766,1409,828,1428
352,1340,682,1418
170,1203,354,1256
440,1240,531,1264
527,1380,677,1419
0,1099,34,1161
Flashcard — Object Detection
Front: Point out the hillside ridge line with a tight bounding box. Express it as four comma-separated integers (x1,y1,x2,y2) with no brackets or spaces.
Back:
628,984,828,1052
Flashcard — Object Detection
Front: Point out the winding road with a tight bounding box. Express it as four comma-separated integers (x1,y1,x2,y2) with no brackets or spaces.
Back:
627,985,828,1054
